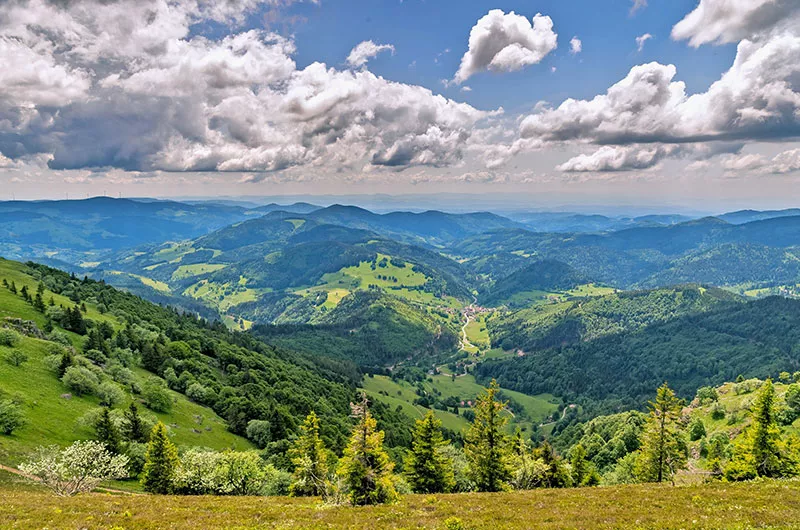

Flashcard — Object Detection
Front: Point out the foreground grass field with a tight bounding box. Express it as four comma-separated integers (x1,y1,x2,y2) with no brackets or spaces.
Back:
1,470,798,529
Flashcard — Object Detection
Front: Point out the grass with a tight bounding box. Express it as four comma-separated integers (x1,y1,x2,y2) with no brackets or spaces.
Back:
2,473,799,529
171,263,227,281
296,255,464,313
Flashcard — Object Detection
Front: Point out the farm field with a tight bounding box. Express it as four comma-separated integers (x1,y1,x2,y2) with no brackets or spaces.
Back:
2,470,798,530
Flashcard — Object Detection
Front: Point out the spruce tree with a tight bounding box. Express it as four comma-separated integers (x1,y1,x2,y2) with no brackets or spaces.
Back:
57,349,73,378
465,379,512,492
635,382,687,484
141,422,179,494
404,410,454,493
337,394,397,505
726,379,798,480
569,443,599,486
122,402,148,443
95,407,122,453
289,411,329,496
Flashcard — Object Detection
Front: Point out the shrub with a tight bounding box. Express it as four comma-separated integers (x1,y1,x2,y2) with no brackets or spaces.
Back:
19,441,129,496
141,378,172,413
689,417,706,441
61,366,99,396
710,403,726,421
5,349,28,367
0,399,26,435
245,419,272,449
186,382,210,404
97,382,125,408
0,329,21,347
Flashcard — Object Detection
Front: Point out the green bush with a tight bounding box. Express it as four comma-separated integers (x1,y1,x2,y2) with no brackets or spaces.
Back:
97,382,125,407
5,349,28,367
141,378,172,413
61,366,99,396
0,399,25,435
0,329,21,347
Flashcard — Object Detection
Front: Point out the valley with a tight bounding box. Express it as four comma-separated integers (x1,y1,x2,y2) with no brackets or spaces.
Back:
4,197,800,526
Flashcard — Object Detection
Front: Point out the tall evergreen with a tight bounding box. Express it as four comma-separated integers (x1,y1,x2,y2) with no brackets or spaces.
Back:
726,379,799,480
122,402,148,443
289,411,329,496
465,379,512,492
635,382,687,484
337,394,397,505
57,349,73,378
404,410,454,494
141,422,179,494
95,407,122,453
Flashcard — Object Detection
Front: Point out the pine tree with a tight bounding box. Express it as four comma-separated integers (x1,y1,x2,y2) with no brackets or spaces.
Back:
122,402,148,443
465,379,512,492
337,393,397,505
95,407,122,454
57,349,73,378
404,410,454,493
726,379,799,480
20,285,29,301
8,281,16,294
635,382,687,484
569,443,599,486
37,282,45,296
141,422,179,494
289,411,329,496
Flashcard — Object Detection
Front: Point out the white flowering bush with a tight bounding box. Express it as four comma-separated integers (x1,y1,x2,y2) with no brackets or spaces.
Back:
19,440,129,496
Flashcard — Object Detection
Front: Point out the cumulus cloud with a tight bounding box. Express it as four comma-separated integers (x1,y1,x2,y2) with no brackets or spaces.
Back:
721,148,800,174
635,33,652,52
453,10,557,84
557,145,675,172
0,0,495,175
671,0,799,47
519,30,800,146
346,40,395,68
570,37,582,55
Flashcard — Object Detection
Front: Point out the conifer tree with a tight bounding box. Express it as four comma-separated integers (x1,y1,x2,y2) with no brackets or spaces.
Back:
569,443,599,486
141,422,179,494
635,382,687,484
337,393,397,505
404,410,454,493
57,349,73,378
726,379,799,480
8,281,16,294
465,379,512,492
122,402,148,444
95,407,122,454
289,411,329,496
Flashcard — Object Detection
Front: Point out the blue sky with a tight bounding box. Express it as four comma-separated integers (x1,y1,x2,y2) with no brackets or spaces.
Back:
280,0,738,111
0,0,798,209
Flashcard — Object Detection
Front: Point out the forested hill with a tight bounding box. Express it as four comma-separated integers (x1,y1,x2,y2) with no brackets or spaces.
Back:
0,258,366,460
454,215,800,288
478,295,800,415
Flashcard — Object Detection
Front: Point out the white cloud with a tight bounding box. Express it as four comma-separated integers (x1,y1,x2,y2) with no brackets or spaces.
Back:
557,145,675,172
630,0,648,16
453,10,557,84
570,37,582,55
519,30,800,146
346,40,395,68
671,0,799,47
721,148,800,174
0,0,496,175
636,33,652,52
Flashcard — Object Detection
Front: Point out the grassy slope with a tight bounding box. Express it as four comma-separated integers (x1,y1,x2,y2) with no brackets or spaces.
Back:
2,469,799,529
364,374,558,434
0,259,249,465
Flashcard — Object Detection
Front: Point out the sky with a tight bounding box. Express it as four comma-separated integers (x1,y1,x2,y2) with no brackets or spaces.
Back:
0,0,799,210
